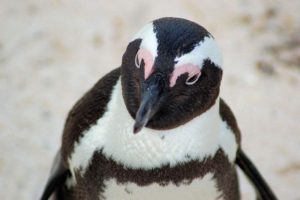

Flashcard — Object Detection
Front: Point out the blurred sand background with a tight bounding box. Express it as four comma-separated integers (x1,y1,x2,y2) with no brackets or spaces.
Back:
0,0,300,199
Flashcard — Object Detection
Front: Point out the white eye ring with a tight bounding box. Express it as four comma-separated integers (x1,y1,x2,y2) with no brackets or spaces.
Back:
135,53,140,68
185,73,201,85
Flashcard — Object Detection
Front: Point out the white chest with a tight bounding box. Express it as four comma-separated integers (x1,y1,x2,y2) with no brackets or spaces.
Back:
102,173,223,200
69,79,237,176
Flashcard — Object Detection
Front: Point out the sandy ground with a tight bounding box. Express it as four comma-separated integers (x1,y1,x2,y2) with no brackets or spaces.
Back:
0,0,299,199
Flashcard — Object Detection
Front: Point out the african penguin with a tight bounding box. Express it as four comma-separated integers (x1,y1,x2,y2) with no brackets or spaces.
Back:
41,17,278,200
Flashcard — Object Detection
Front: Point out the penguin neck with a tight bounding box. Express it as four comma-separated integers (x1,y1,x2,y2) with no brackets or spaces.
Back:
100,78,222,169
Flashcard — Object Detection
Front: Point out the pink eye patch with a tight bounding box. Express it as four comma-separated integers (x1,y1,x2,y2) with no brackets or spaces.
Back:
135,48,154,80
170,64,201,87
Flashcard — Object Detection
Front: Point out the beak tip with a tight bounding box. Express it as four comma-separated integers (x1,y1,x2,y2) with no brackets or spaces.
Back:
133,122,145,134
133,124,142,134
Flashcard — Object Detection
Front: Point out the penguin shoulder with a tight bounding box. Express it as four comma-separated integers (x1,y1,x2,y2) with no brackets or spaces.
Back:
61,67,121,165
219,98,241,146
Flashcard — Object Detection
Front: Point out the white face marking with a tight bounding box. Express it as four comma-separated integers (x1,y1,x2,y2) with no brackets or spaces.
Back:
169,36,222,87
102,173,223,200
132,22,158,60
68,79,238,183
132,22,158,80
175,36,222,69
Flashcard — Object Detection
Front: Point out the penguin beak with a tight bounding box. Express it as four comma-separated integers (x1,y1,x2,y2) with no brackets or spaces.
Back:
133,75,165,134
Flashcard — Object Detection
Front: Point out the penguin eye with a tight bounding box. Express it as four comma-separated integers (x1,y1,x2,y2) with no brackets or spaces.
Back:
170,64,201,87
135,48,154,79
135,53,140,68
185,73,201,85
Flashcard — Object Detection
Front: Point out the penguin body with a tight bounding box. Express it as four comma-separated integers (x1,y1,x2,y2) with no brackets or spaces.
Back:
41,18,277,200
63,76,239,200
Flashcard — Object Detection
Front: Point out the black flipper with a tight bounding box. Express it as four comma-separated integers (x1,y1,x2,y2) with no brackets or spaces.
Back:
40,150,69,200
236,148,278,200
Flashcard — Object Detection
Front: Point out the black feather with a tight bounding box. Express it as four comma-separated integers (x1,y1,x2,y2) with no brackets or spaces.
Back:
40,151,69,200
236,148,278,200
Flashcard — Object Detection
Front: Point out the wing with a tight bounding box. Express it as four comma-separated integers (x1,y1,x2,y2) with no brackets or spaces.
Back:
236,148,278,200
219,98,241,145
219,99,278,200
61,67,121,163
40,150,69,200
41,68,121,199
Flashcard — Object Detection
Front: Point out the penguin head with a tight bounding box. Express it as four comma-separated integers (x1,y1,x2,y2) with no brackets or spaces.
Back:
121,17,223,133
